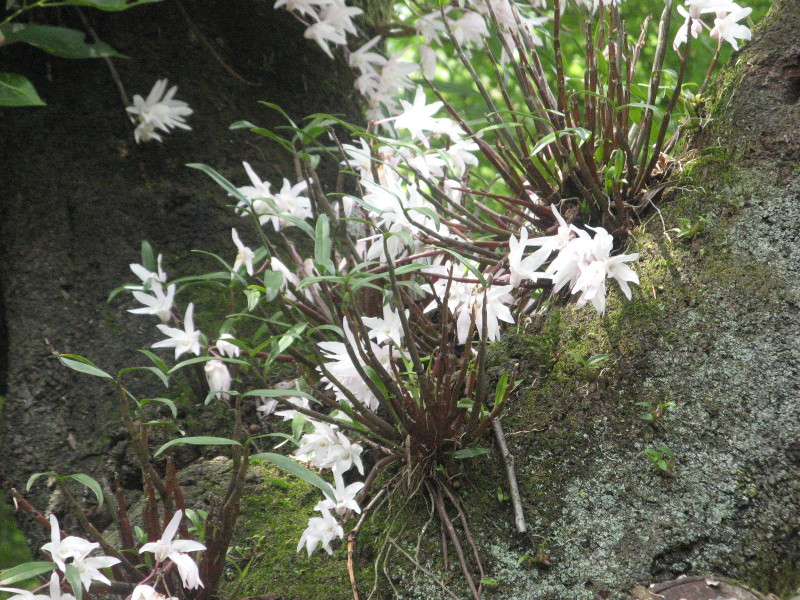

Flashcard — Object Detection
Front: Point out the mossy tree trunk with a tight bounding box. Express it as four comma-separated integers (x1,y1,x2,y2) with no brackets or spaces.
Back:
455,1,800,597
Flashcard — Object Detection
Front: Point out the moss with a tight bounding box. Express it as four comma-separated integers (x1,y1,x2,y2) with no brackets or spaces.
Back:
221,461,357,600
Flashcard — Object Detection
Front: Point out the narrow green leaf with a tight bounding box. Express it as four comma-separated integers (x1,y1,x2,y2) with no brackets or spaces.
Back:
0,562,56,586
314,214,333,273
0,72,45,106
453,447,491,459
26,471,57,491
139,397,178,418
61,0,164,11
167,355,248,374
65,564,83,600
154,436,241,457
0,24,126,59
242,389,318,404
137,349,170,373
230,120,257,130
439,248,487,287
58,356,113,380
495,371,510,404
67,474,104,507
250,452,335,501
117,365,169,387
186,163,248,204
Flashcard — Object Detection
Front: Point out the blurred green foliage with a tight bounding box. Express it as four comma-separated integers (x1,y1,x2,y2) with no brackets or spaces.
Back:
394,0,771,134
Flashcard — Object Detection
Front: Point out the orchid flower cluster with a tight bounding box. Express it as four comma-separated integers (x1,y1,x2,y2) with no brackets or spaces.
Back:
126,79,193,144
674,0,753,51
0,512,204,600
17,1,762,597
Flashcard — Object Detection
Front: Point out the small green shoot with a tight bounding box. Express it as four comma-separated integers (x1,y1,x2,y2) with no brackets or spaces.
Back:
668,215,711,240
645,445,676,476
636,400,676,427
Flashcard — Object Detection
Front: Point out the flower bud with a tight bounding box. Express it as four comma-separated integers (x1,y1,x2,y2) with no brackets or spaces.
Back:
215,333,241,358
204,360,231,400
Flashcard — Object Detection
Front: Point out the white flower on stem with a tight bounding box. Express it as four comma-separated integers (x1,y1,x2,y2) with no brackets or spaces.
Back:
274,0,332,18
317,338,392,412
349,36,386,74
41,514,98,571
46,573,75,600
259,393,309,420
304,20,348,59
139,510,206,590
129,255,167,290
328,431,365,476
710,5,752,50
261,179,312,231
685,0,738,17
315,476,364,516
456,285,515,344
362,304,407,347
237,162,274,223
420,45,437,80
447,11,489,47
204,360,232,400
415,11,447,44
297,508,344,556
215,333,241,358
152,303,202,360
0,587,50,600
318,0,362,37
129,283,176,323
442,138,479,177
295,420,340,467
545,226,639,314
126,79,193,144
130,584,176,600
231,228,255,277
673,6,706,50
72,554,120,591
508,228,533,288
390,86,443,148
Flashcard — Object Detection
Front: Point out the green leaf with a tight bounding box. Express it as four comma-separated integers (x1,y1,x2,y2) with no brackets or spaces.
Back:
154,436,241,457
61,0,164,10
0,24,126,59
439,248,487,287
139,397,178,418
453,447,491,459
65,563,83,600
117,365,169,387
230,120,257,130
138,349,170,373
26,471,57,491
0,562,56,586
263,270,284,301
0,72,45,106
67,474,104,507
140,240,155,271
250,452,335,501
187,163,248,204
314,214,334,273
242,388,319,404
57,355,114,380
495,371,510,404
530,127,591,157
244,288,261,311
167,355,248,374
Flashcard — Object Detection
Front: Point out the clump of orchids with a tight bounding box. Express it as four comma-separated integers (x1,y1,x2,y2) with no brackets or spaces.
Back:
0,511,204,600
10,0,758,598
